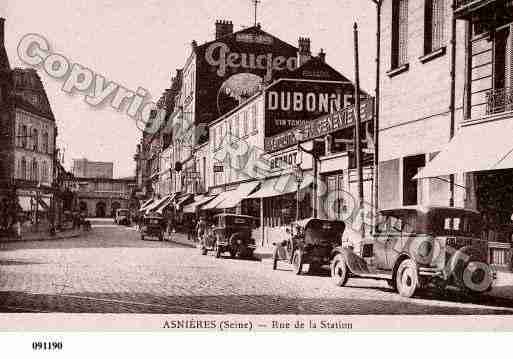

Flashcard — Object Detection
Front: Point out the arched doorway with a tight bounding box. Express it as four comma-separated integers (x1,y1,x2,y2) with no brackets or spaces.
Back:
111,201,121,217
95,202,106,218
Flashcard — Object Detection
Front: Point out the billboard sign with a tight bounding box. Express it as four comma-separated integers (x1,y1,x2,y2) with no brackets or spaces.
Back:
264,79,354,137
264,98,374,153
195,28,298,127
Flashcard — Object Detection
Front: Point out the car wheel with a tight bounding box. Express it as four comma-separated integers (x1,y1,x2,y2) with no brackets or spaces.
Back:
331,254,349,287
201,247,207,255
272,247,279,270
292,249,304,275
308,262,321,275
396,259,419,298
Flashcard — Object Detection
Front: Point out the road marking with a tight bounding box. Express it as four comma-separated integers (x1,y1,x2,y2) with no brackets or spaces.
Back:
55,294,224,314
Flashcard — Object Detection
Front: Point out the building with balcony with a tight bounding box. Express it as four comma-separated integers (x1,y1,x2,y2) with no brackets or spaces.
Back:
378,0,513,269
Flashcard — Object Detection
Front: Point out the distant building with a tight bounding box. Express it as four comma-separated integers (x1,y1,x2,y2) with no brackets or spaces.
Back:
65,176,136,218
72,158,113,179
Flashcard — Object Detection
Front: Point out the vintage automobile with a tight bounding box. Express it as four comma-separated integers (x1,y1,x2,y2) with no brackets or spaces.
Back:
273,218,345,275
330,206,495,298
139,213,166,241
209,214,258,259
114,208,131,226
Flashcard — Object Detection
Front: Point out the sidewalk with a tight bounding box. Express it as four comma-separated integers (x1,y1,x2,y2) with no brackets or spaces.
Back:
0,228,83,243
489,270,513,299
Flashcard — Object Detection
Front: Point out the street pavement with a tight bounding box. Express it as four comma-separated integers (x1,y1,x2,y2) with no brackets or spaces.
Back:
1,218,512,314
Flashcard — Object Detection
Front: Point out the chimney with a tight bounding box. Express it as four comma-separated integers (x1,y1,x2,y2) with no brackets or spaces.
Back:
298,37,312,66
0,18,4,45
215,20,233,39
318,48,326,63
0,17,10,70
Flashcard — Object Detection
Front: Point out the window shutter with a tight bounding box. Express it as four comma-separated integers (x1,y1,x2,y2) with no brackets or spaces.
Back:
507,25,513,110
398,0,409,65
433,0,445,51
425,0,433,54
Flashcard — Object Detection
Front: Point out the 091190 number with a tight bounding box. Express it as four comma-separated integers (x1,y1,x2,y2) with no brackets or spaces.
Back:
32,341,63,351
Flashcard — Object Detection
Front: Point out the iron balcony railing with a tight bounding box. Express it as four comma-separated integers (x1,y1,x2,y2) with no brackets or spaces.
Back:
486,87,513,115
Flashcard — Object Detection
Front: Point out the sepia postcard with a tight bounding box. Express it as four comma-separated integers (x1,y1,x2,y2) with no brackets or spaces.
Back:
1,0,513,341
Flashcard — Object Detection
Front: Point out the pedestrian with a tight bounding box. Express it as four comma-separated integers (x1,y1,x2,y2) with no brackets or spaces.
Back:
15,214,22,240
188,217,196,242
196,216,207,241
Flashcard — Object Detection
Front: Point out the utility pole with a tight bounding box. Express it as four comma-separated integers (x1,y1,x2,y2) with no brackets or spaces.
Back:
354,23,365,236
371,0,381,234
449,0,457,207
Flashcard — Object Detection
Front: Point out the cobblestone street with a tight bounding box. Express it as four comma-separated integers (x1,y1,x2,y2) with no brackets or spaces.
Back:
1,219,512,315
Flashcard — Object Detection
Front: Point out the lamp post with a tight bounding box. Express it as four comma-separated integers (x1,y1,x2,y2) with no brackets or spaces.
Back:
293,163,304,223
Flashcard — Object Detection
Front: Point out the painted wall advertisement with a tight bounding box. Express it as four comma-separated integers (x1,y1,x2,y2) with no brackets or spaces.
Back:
195,28,298,127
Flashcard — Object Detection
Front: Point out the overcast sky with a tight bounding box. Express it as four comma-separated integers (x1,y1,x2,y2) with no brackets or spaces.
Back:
1,0,377,178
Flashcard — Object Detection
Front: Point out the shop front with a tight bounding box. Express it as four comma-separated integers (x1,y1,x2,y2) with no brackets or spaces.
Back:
416,117,513,270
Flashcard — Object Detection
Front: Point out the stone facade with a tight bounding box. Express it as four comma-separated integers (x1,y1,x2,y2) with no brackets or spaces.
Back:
70,177,136,218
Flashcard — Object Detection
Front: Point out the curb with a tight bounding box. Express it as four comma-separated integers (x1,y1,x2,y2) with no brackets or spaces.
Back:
0,231,84,244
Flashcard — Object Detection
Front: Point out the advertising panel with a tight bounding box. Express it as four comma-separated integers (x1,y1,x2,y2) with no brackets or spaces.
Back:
264,79,354,137
194,28,298,128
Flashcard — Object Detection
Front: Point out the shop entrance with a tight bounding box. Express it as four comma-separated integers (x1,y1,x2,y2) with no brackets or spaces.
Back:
476,169,513,243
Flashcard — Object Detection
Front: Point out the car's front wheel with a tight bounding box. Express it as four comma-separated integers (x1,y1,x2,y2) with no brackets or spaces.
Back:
331,254,349,287
396,259,419,298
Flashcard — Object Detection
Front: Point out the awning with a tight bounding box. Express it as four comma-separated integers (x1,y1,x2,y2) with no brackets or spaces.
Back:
17,196,47,212
18,196,31,211
216,182,259,209
415,119,513,179
175,193,194,210
139,198,155,212
155,194,178,214
38,197,50,211
247,175,314,198
145,196,169,212
201,193,229,210
183,195,217,213
202,182,259,210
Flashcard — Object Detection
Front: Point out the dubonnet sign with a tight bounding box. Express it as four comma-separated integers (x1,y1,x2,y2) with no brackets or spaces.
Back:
264,98,374,153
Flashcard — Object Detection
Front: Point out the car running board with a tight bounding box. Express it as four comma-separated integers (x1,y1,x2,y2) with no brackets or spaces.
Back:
350,271,392,280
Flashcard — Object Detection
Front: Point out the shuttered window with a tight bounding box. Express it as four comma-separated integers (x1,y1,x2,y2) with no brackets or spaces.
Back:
392,0,409,68
424,0,445,54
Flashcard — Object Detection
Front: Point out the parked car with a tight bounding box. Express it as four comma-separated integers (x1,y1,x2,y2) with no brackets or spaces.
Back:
139,213,166,241
330,206,495,298
208,214,258,259
115,208,131,225
273,218,345,275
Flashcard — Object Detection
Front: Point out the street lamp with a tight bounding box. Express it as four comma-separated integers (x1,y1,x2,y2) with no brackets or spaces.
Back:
293,162,304,223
